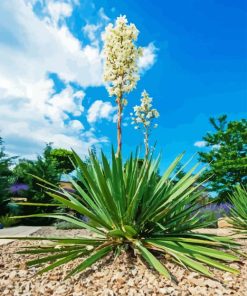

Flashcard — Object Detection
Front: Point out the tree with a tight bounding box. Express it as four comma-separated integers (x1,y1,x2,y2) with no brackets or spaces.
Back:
50,148,75,174
198,115,247,201
0,138,14,215
103,15,142,157
13,144,62,224
131,90,159,156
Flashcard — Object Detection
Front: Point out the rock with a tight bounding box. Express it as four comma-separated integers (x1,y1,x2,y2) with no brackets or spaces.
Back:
18,270,28,277
131,268,137,276
127,278,135,287
8,270,17,280
48,275,61,281
0,227,246,296
159,287,168,293
217,218,232,228
188,277,207,286
204,279,222,289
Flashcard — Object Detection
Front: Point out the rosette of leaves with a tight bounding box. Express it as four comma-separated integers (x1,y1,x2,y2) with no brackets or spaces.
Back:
229,185,247,236
4,150,240,281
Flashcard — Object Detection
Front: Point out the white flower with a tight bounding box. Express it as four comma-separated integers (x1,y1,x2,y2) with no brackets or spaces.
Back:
131,90,159,154
103,16,142,98
153,110,159,118
122,98,128,106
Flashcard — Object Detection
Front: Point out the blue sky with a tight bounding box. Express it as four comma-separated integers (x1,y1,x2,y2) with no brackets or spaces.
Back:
0,0,246,170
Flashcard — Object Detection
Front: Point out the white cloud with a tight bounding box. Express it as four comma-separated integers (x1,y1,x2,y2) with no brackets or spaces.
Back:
98,7,110,22
0,1,157,158
87,100,117,123
69,120,84,130
47,86,85,123
47,1,72,24
0,1,103,87
194,141,207,148
0,78,92,157
0,0,105,157
83,23,101,45
82,7,110,47
138,42,157,72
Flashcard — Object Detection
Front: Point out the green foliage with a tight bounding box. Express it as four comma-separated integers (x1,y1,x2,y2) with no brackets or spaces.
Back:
9,150,240,281
13,144,62,225
198,115,247,202
229,185,247,236
0,214,18,227
50,148,75,174
0,137,14,215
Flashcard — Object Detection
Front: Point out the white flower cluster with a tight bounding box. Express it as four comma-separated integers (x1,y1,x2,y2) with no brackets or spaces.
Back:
131,90,159,131
103,15,142,100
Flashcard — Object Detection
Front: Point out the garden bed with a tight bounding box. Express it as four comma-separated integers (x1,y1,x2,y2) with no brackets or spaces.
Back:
0,227,246,295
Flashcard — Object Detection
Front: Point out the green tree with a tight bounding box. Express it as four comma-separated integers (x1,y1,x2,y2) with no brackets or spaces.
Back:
50,148,75,174
0,137,14,215
198,115,247,201
13,144,62,224
173,163,187,182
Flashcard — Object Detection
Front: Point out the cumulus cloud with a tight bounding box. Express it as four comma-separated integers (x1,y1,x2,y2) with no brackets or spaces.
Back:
194,141,207,148
0,0,104,157
0,0,157,158
98,7,110,22
82,7,110,47
83,23,101,43
0,1,103,87
47,1,73,24
138,42,157,72
87,100,117,123
69,120,84,130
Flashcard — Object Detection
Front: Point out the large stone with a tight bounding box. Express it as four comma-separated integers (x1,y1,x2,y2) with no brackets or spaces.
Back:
217,218,232,228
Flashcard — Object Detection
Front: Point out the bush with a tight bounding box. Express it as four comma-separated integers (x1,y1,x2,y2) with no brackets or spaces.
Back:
10,150,239,281
198,203,232,228
0,214,19,228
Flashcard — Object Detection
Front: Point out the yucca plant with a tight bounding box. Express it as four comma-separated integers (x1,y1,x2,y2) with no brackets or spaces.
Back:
229,185,247,236
4,150,240,281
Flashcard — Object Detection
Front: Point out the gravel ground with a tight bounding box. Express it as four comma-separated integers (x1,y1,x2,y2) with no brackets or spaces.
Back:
0,227,246,296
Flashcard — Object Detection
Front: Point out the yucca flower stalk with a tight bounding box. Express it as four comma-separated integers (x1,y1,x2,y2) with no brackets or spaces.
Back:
103,16,142,157
229,185,247,236
131,90,159,157
3,150,241,281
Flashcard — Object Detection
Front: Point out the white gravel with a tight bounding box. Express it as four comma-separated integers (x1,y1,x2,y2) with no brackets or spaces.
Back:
0,227,246,296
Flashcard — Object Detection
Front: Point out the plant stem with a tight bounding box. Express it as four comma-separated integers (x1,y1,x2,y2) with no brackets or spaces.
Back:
144,127,149,157
116,97,123,157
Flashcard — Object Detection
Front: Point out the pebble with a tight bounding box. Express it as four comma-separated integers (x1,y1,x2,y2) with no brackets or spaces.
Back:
0,227,246,296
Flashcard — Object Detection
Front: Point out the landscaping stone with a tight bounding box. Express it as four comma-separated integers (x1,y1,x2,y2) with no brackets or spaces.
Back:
218,218,232,228
0,226,41,245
